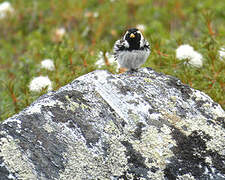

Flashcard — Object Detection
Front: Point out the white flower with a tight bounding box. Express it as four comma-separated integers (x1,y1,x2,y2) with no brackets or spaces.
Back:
41,59,55,71
188,51,203,68
52,27,66,42
95,51,118,70
82,26,90,37
136,24,146,32
29,76,52,92
55,27,66,38
106,52,116,65
0,1,14,19
176,44,203,68
176,44,195,60
218,47,225,61
93,12,99,18
95,51,105,67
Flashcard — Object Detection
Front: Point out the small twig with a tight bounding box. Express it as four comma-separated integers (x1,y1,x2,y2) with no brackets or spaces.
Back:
7,82,19,113
103,52,110,66
155,42,169,57
69,56,73,66
80,54,87,67
156,50,169,57
207,21,215,36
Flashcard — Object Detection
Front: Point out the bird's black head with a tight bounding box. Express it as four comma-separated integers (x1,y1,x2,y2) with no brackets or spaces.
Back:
124,28,142,50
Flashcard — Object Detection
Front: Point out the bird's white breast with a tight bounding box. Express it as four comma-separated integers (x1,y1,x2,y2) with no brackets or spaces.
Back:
117,49,150,70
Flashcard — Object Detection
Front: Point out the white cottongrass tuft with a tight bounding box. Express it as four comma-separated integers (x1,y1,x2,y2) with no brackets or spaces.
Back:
136,24,146,32
105,52,117,66
218,47,225,61
55,27,66,38
176,44,194,60
41,59,55,71
95,51,118,70
29,76,52,92
93,12,99,18
0,1,14,19
95,51,105,67
82,26,90,37
176,44,203,68
188,51,203,68
52,27,66,42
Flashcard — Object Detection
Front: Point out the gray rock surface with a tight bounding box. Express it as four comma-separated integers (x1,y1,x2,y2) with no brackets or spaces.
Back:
0,68,225,180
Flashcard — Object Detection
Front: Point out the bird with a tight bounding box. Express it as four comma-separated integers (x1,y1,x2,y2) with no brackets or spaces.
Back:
113,28,150,71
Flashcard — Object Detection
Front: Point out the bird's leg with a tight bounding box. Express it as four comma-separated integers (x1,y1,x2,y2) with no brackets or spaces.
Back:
119,67,127,74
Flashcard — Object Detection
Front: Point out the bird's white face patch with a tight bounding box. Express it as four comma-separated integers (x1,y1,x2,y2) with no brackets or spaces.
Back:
137,31,145,48
123,31,130,48
123,31,129,40
124,40,129,48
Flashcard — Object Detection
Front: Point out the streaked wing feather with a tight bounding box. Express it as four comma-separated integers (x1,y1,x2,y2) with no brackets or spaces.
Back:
113,39,126,60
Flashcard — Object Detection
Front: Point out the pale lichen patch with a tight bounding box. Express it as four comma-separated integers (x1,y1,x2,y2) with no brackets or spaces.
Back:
149,113,162,121
43,122,54,133
211,104,225,118
65,95,79,111
59,122,128,179
26,99,65,115
144,78,152,83
165,113,225,156
170,96,177,102
192,90,210,102
0,136,37,179
163,112,182,125
80,103,89,110
104,135,128,176
128,112,140,122
205,125,225,156
104,120,120,135
177,173,196,180
131,125,176,179
205,156,212,164
186,119,224,155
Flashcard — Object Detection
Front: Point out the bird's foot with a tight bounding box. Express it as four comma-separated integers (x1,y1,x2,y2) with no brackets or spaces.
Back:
126,68,138,75
130,68,138,72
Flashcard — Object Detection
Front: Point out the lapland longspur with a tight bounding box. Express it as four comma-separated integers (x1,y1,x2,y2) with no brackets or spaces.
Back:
113,28,150,71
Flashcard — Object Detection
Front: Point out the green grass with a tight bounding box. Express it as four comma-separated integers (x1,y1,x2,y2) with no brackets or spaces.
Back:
0,0,225,121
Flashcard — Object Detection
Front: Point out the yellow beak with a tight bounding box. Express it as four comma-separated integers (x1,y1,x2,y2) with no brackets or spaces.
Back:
130,33,135,38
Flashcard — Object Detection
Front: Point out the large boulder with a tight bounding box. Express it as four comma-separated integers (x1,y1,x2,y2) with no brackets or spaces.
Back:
0,68,225,180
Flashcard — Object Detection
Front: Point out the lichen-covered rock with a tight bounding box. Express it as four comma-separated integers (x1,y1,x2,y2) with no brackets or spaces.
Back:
0,68,225,180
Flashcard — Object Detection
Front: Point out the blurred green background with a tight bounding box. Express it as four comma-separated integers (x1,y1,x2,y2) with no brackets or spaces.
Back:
0,0,225,120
